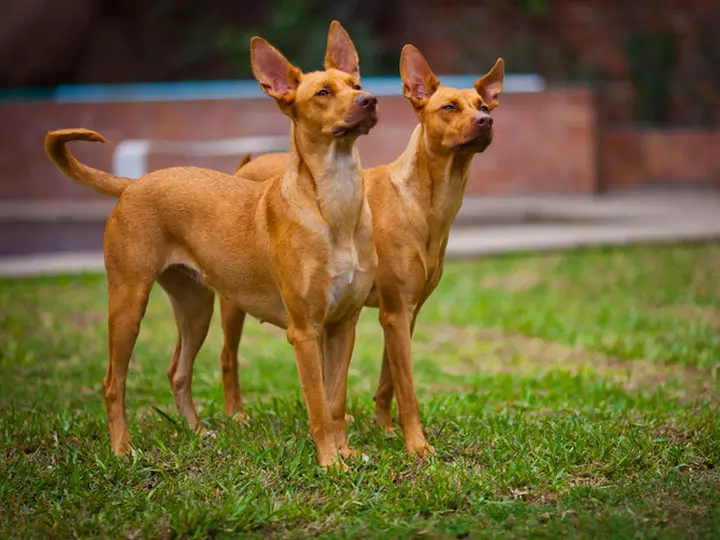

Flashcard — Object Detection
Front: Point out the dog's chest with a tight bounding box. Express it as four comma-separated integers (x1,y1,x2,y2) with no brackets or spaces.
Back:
315,146,372,318
328,244,361,306
316,151,362,222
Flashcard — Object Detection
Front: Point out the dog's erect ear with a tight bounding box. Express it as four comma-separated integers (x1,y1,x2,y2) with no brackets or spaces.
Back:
251,37,303,105
324,21,360,78
400,45,440,110
474,58,504,109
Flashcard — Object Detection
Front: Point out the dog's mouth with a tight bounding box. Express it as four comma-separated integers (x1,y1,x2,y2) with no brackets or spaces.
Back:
452,132,493,152
332,111,378,139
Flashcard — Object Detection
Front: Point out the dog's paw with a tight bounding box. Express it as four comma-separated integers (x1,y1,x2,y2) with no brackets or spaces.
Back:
233,411,250,423
344,414,355,424
194,424,216,439
340,445,368,462
374,414,396,437
320,456,348,472
112,440,134,457
374,419,396,437
407,442,435,459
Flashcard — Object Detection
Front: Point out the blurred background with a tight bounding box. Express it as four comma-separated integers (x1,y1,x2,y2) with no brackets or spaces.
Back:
0,0,719,265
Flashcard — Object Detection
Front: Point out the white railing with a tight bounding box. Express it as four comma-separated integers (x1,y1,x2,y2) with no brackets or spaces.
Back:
113,135,290,179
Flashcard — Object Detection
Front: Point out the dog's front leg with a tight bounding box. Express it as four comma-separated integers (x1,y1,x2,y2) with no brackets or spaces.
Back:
323,309,362,460
378,300,434,458
287,323,343,469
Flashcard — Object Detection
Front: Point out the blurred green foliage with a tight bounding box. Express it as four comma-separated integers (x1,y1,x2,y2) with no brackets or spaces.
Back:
217,0,394,77
626,33,677,124
516,0,549,16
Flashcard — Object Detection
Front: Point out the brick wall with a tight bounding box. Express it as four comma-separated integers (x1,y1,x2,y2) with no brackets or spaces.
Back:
0,87,597,201
601,130,720,191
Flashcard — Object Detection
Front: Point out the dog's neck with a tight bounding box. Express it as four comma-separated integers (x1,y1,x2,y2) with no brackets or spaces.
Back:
286,123,364,238
393,124,475,231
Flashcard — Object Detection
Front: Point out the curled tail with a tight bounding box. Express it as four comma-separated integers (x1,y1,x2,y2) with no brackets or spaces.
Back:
45,128,133,198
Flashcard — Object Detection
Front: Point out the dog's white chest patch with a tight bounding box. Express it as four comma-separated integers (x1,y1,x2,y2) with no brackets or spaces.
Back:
319,146,362,216
328,245,361,310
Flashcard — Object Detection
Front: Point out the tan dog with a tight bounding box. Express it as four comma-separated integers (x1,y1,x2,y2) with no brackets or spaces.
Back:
44,21,378,469
219,46,504,457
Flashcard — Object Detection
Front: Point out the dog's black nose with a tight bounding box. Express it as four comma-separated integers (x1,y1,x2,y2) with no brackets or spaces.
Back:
356,94,377,110
474,113,493,128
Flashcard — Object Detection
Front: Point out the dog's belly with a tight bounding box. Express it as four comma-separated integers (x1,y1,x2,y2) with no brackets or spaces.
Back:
227,289,288,328
163,251,289,329
210,270,288,328
364,285,380,308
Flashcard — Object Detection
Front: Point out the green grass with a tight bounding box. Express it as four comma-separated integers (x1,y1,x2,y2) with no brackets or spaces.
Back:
1,243,719,538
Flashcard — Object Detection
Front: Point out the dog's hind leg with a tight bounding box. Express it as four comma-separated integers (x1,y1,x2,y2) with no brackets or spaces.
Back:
219,299,248,420
374,312,422,435
158,267,214,433
104,279,152,456
373,348,395,434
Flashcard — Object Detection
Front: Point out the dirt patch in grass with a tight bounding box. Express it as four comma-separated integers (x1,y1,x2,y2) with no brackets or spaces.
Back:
693,245,720,298
481,270,542,292
479,254,563,293
423,325,718,402
508,487,558,504
604,470,720,534
657,304,720,328
654,422,696,445
64,310,106,332
653,419,719,473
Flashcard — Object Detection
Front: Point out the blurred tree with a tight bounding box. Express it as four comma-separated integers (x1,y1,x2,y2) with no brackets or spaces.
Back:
1,0,717,127
626,33,676,125
217,0,395,77
515,0,549,16
0,0,96,86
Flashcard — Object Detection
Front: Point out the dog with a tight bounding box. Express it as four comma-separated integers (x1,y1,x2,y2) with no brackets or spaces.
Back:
44,21,378,469
218,45,504,457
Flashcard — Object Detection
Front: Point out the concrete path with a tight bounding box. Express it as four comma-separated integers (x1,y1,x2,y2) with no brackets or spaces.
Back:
448,191,720,257
1,192,719,278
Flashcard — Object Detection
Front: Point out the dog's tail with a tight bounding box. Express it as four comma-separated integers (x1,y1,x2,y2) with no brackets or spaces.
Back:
45,128,133,198
234,153,252,175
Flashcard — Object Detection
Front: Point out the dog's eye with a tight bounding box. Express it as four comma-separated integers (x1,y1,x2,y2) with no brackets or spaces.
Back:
442,104,456,111
315,89,330,97
480,105,490,113
353,84,362,91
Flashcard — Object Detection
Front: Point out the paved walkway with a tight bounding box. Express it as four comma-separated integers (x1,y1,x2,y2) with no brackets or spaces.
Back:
1,192,719,277
448,191,720,256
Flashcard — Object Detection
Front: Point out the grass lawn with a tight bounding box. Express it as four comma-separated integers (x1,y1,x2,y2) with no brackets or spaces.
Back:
1,243,719,538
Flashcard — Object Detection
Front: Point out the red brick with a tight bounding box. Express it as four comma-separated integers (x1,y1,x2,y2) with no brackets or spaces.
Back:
602,129,719,190
0,89,598,201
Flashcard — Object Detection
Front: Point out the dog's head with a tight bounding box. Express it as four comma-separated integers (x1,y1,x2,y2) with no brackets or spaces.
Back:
400,45,504,153
251,21,378,144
